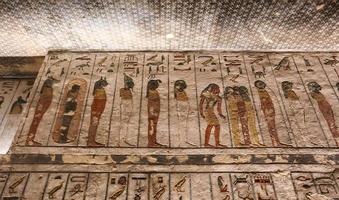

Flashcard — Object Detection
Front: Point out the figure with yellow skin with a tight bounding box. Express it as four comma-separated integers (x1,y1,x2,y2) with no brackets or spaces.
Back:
307,81,339,146
200,83,227,148
224,86,241,146
238,86,263,146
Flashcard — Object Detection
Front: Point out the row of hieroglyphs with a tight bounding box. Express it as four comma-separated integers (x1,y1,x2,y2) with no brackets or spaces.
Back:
0,171,338,200
13,52,339,148
0,79,34,153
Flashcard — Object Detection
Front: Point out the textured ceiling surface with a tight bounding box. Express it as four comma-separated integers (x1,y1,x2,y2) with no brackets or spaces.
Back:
0,0,338,56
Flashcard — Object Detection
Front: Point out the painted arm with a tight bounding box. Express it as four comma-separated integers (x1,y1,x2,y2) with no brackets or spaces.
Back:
199,96,205,118
217,96,226,119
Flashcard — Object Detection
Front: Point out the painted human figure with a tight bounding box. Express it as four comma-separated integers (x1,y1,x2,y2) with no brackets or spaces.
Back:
26,77,57,146
238,86,263,146
174,80,196,147
0,96,4,108
254,80,288,147
147,79,165,147
9,96,27,114
119,74,135,146
224,86,241,146
58,84,80,143
233,86,251,145
281,81,308,138
307,81,339,145
87,77,108,147
199,83,226,148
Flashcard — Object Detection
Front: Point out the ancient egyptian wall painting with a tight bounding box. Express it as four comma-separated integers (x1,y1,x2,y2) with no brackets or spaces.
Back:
10,52,339,150
0,79,35,153
0,171,339,199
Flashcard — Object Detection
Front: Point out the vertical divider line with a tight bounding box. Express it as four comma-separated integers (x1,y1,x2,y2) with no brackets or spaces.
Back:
76,54,98,146
125,173,130,200
241,53,265,146
269,173,279,200
229,173,235,200
168,172,171,200
137,53,146,147
317,56,339,100
41,173,50,200
62,173,71,199
46,54,74,146
291,56,330,147
290,173,300,200
189,173,192,200
107,54,121,147
249,173,256,199
266,54,298,147
104,172,110,199
21,172,31,197
0,173,9,198
18,55,50,146
82,173,90,200
193,54,202,147
167,54,171,147
209,173,214,200
148,173,151,200
218,53,233,147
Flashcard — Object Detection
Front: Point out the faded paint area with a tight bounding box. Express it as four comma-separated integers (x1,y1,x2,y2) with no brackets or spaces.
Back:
0,51,338,199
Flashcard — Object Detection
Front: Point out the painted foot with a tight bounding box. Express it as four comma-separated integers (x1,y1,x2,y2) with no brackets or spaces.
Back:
204,143,215,148
272,141,292,147
25,140,42,146
185,141,198,147
124,140,136,147
215,143,227,148
149,142,167,148
87,141,105,147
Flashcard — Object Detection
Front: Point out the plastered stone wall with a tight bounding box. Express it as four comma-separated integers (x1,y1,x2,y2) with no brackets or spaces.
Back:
0,51,338,199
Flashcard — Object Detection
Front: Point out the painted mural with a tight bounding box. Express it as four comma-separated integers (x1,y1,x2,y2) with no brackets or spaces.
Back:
4,51,338,149
0,171,339,199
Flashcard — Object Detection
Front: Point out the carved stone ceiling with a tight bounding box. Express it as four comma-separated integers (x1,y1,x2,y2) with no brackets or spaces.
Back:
0,0,338,56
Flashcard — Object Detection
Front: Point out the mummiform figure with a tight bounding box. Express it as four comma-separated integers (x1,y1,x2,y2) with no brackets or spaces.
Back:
238,86,263,146
119,74,135,146
87,77,108,147
26,77,58,146
224,86,241,146
281,81,308,140
174,80,196,147
254,80,290,147
147,79,166,147
307,81,339,146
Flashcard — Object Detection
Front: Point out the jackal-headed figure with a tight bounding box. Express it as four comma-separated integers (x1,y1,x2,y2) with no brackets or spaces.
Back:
26,76,58,146
307,81,339,146
147,79,165,147
119,73,135,146
174,80,196,147
199,83,226,148
87,77,108,147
